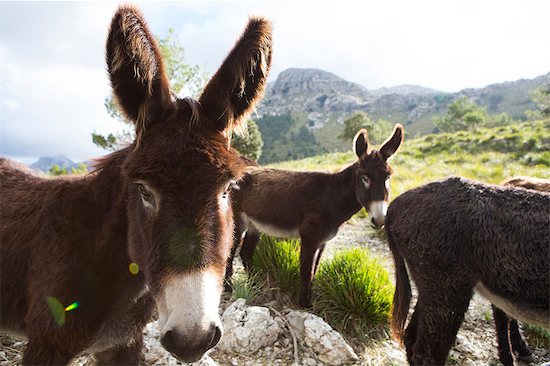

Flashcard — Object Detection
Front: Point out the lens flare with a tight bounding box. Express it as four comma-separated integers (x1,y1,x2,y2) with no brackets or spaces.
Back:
65,302,79,312
46,296,66,327
46,297,80,327
129,262,139,275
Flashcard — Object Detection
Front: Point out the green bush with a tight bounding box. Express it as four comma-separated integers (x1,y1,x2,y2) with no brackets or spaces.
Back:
230,271,264,303
251,235,301,297
523,323,550,348
313,248,393,340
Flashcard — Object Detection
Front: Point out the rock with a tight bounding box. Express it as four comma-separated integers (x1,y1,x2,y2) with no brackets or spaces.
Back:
302,357,318,366
218,299,282,355
384,348,406,365
455,334,476,354
285,310,358,365
461,359,477,366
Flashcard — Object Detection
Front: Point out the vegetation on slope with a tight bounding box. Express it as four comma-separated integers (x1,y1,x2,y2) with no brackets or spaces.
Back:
269,119,549,197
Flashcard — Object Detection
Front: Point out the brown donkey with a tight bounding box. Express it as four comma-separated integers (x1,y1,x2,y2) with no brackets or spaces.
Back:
385,177,549,365
0,5,272,365
490,176,550,365
227,125,404,308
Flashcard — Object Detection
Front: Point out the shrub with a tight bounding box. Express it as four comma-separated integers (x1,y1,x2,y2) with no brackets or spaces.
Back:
313,248,393,340
523,323,550,348
251,235,301,298
230,271,264,303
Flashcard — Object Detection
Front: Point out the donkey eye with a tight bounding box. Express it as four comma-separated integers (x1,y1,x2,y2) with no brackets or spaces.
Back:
361,175,371,188
222,181,238,199
136,183,153,204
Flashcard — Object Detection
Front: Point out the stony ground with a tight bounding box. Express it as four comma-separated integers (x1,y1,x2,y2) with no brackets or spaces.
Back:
1,217,549,365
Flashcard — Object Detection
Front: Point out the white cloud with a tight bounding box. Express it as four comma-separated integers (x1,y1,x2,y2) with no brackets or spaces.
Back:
1,0,549,163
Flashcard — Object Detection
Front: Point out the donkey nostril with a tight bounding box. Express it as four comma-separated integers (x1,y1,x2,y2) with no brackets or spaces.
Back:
207,324,223,349
161,330,176,353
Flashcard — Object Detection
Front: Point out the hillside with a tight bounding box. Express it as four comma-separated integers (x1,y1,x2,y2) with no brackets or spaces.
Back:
255,68,549,163
268,119,550,197
30,155,79,172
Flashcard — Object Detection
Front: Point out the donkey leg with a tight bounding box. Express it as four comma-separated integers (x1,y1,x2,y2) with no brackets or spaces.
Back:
493,305,514,366
298,238,320,309
312,243,326,276
404,307,420,360
95,334,145,366
225,219,247,292
408,289,471,366
510,319,534,362
22,340,72,366
239,229,260,271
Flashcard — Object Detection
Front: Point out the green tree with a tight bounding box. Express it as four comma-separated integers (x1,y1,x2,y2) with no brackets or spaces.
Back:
433,97,490,132
231,120,263,161
49,163,88,176
338,112,394,144
49,165,68,176
93,28,209,151
529,81,550,119
70,163,88,175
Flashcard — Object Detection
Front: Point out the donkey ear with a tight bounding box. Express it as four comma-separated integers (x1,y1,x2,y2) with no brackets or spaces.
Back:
106,5,172,142
380,124,404,160
353,129,369,158
199,17,272,134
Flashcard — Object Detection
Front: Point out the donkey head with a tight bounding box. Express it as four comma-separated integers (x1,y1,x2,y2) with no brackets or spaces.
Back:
353,125,404,229
106,6,271,362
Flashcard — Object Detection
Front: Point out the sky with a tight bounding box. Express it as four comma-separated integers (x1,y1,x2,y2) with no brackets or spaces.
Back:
1,1,549,164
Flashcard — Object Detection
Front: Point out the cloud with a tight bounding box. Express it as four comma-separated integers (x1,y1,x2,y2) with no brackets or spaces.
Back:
1,1,549,163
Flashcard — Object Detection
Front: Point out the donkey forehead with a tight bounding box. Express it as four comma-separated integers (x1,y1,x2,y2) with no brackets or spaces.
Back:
360,152,392,174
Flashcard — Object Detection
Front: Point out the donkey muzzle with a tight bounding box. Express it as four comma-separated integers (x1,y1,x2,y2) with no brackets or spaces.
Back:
161,323,223,363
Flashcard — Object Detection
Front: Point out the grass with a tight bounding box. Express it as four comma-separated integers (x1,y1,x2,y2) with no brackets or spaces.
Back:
250,234,393,342
313,248,393,341
251,235,301,299
523,323,550,348
230,271,264,303
269,119,550,199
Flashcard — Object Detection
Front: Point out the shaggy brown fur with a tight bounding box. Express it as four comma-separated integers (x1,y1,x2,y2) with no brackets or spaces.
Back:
491,176,550,365
0,5,272,365
385,177,550,365
227,126,403,307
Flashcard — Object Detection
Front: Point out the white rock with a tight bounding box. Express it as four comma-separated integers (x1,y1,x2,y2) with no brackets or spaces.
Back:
384,348,406,365
218,299,282,355
286,310,358,365
455,334,476,354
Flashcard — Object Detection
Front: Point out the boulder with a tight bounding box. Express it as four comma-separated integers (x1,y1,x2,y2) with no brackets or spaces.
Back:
285,310,358,365
218,299,282,355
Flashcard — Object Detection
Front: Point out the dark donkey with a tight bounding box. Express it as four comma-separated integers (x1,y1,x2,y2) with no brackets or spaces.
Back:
0,5,272,365
490,176,550,365
385,177,549,365
227,125,404,308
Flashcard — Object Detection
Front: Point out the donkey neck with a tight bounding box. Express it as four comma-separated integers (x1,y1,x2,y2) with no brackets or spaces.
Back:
325,162,362,222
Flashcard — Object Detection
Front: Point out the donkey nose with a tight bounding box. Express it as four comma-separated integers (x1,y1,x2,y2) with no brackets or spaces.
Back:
161,323,223,363
371,217,384,229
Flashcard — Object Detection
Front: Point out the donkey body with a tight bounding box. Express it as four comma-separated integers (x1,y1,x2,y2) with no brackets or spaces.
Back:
386,177,550,365
228,126,403,307
0,6,272,365
490,176,550,365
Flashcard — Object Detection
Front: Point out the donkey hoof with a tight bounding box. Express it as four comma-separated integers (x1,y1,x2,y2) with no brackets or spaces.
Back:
298,299,313,309
517,353,535,363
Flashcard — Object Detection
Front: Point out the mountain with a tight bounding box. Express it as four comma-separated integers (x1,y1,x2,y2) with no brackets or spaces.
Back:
30,155,80,173
255,68,549,163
